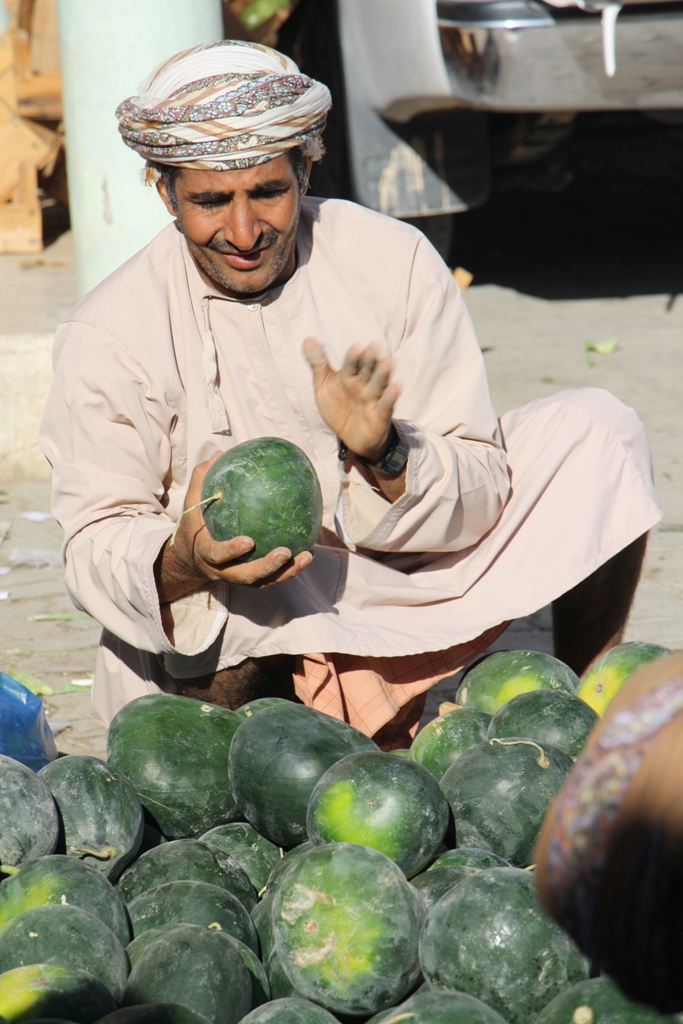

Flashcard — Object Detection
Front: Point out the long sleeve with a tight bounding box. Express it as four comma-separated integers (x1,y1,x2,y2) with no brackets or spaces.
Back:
39,321,228,658
336,235,510,554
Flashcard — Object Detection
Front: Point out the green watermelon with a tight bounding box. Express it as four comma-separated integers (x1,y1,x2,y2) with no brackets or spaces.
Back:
411,865,472,910
137,825,167,857
0,964,117,1024
307,751,449,877
367,986,511,1024
235,697,293,719
116,839,256,912
487,689,598,760
457,652,580,713
409,707,492,780
272,842,426,1016
535,977,678,1024
199,823,281,892
0,755,59,872
427,848,510,872
201,438,323,560
126,879,258,950
225,934,270,1007
439,737,573,866
228,705,377,847
38,755,144,882
122,923,251,1024
97,1007,212,1024
420,868,590,1024
240,998,340,1023
0,855,130,946
127,924,182,965
267,947,300,999
264,842,313,896
106,694,242,839
250,889,277,962
577,641,672,716
0,904,128,1001
127,924,268,1007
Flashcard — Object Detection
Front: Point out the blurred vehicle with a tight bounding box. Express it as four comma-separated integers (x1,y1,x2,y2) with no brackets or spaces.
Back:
275,0,683,253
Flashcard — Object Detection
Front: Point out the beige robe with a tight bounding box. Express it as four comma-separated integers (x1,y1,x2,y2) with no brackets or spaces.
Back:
39,198,662,729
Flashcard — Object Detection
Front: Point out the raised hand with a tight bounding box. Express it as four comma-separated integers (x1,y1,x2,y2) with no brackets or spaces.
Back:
303,337,401,462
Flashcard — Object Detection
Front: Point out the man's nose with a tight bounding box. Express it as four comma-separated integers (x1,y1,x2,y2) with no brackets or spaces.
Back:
223,201,262,251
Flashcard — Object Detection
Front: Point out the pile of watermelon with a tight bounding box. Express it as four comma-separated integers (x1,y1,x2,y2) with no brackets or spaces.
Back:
0,644,674,1024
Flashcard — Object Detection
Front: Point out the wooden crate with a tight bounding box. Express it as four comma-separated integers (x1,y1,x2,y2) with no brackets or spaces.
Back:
0,161,42,253
0,0,62,253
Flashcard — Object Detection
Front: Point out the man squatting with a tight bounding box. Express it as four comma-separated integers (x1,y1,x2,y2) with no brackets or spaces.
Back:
40,41,662,749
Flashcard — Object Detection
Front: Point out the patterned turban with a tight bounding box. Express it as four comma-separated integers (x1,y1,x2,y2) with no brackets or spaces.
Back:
115,40,332,171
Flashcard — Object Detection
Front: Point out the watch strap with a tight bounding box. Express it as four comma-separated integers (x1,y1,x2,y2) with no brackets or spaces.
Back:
338,426,409,476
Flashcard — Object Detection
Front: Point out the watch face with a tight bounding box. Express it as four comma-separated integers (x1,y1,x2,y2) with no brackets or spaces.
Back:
382,442,409,475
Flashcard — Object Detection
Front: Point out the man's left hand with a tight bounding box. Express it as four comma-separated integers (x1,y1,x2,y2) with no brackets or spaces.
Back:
303,337,400,463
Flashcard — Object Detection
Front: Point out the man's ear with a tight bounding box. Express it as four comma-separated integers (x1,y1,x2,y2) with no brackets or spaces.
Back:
156,176,178,217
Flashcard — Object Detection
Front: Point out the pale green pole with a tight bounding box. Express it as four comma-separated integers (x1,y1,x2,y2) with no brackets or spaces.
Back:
56,0,224,295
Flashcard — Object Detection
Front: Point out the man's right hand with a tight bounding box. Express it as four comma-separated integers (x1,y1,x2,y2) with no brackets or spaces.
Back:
155,452,314,607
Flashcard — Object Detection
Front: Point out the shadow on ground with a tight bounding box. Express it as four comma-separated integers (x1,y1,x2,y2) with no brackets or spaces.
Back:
448,113,683,302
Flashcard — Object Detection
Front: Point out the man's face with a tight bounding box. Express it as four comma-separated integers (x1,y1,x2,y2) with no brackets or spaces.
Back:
157,154,311,298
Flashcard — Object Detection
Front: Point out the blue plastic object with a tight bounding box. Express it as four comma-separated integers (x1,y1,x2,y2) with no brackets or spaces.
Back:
0,672,58,771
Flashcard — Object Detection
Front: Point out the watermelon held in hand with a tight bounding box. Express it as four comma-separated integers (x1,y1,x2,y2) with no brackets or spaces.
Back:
457,651,580,713
201,437,323,561
272,842,426,1016
577,641,672,716
419,868,590,1024
307,750,449,877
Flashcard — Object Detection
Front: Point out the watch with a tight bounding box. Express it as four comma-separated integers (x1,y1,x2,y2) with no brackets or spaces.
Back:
338,425,409,476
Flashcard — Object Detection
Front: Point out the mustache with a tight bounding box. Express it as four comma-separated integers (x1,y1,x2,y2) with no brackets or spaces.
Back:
207,226,279,255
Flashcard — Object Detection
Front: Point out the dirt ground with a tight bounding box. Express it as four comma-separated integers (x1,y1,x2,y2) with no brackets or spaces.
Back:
0,113,680,754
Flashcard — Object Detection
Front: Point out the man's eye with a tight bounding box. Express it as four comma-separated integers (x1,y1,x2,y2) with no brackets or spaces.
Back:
199,200,225,209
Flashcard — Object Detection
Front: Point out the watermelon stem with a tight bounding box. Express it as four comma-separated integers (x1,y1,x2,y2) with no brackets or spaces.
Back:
0,864,20,876
379,1015,416,1024
70,845,116,860
489,737,550,768
169,490,222,547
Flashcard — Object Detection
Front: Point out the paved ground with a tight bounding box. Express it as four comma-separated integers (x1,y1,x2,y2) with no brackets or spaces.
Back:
0,113,680,753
